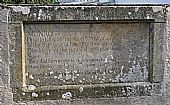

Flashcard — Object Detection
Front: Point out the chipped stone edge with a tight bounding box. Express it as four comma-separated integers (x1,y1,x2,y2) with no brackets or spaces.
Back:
10,6,30,15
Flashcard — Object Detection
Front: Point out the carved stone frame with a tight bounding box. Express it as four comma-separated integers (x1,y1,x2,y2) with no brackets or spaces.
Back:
8,5,166,102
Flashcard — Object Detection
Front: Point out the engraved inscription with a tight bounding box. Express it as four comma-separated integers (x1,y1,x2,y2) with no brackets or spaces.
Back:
24,23,150,86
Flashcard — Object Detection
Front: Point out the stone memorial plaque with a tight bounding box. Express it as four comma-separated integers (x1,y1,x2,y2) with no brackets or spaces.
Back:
8,6,165,102
24,22,150,87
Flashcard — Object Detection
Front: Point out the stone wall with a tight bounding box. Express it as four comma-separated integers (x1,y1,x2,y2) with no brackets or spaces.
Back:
0,4,170,105
166,6,170,97
0,6,13,105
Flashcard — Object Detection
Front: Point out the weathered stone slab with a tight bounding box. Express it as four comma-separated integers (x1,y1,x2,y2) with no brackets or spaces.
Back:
9,6,166,23
6,5,167,103
24,22,150,86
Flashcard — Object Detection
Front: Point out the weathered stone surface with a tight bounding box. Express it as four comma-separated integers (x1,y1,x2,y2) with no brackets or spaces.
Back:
7,5,166,103
0,6,13,105
0,4,170,105
24,23,150,86
8,6,165,23
166,6,170,96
